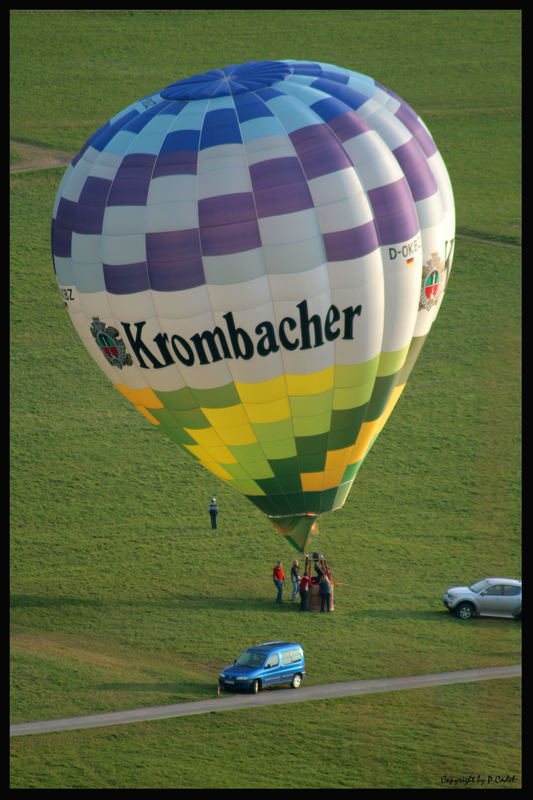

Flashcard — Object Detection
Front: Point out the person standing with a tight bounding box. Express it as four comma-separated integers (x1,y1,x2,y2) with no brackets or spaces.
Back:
299,572,311,611
290,560,300,601
208,498,218,529
273,561,284,603
319,573,332,613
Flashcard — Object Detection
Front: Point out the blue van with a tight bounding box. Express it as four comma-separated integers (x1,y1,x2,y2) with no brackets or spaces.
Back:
219,641,305,693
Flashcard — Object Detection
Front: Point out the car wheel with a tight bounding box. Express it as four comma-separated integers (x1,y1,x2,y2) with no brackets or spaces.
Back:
250,679,260,694
291,673,302,689
455,602,475,620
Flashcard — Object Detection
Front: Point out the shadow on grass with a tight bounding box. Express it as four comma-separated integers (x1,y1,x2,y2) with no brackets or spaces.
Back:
11,593,468,622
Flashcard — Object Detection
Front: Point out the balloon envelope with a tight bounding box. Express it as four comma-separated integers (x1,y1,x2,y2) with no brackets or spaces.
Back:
51,60,454,551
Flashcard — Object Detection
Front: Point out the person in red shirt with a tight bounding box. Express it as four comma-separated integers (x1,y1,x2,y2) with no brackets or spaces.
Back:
273,561,284,603
299,573,311,612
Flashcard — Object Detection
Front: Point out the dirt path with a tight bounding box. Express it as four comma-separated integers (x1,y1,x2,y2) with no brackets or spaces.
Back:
10,663,521,737
10,140,74,173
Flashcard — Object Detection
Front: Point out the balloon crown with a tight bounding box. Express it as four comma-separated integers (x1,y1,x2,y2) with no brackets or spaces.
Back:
161,60,293,100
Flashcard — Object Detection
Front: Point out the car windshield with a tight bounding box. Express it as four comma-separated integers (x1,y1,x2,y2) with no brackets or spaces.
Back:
235,651,265,668
469,579,491,593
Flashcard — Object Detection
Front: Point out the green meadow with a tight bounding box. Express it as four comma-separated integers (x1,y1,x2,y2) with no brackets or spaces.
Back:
10,9,521,789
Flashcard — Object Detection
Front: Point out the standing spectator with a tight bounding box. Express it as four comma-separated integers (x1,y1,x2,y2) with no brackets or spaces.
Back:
273,561,284,603
290,560,300,601
319,573,332,613
208,497,218,529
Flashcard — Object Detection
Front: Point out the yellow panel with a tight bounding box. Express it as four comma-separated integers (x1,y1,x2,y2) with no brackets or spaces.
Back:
183,444,211,462
217,424,257,446
201,403,257,446
325,446,353,472
186,426,226,448
300,447,351,492
322,468,345,490
243,396,291,424
116,383,164,409
183,445,235,482
202,462,235,482
236,374,287,404
300,471,325,492
349,384,405,464
286,366,334,396
203,444,238,463
201,403,249,429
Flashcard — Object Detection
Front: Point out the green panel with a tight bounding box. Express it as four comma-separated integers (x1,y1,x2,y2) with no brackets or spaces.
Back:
247,493,293,517
295,432,330,457
327,405,368,449
365,374,397,421
154,420,197,446
289,389,333,417
175,407,212,429
190,382,241,409
268,456,300,480
334,357,379,387
297,451,327,473
300,491,323,514
265,457,302,493
260,437,297,460
229,441,271,465
333,381,375,410
253,476,285,497
223,462,251,481
252,417,294,442
292,410,331,437
330,480,353,510
244,461,276,480
394,334,427,386
341,461,361,483
376,345,409,377
154,386,198,411
330,405,368,434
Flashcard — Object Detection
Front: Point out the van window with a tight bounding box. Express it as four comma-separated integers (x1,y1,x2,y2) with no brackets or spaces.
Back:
236,651,264,668
281,648,302,665
265,653,279,668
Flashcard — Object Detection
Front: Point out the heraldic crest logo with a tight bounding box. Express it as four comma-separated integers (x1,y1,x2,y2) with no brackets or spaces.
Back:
90,317,132,369
419,252,446,311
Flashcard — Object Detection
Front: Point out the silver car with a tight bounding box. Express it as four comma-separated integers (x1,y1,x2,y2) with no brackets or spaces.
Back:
443,577,522,620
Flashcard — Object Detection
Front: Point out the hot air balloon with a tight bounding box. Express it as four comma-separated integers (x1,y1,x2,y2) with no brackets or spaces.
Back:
51,60,454,553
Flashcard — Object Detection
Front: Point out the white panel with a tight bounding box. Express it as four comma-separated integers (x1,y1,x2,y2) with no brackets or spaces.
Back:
103,206,147,236
207,274,272,312
146,174,197,205
258,208,319,246
151,284,211,320
244,133,296,165
145,201,198,233
101,233,146,265
71,232,103,263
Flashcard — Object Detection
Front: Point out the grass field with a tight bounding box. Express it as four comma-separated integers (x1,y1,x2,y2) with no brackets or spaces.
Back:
10,9,521,789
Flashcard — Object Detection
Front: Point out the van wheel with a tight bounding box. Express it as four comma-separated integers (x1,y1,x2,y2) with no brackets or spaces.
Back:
291,673,302,689
250,680,260,694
